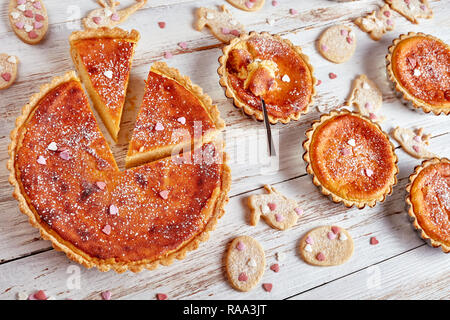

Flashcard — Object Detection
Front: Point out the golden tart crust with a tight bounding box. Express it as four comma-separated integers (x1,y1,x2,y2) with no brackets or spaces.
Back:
8,72,231,273
386,32,450,115
218,31,316,124
303,110,398,209
406,158,450,253
69,27,140,141
126,62,225,168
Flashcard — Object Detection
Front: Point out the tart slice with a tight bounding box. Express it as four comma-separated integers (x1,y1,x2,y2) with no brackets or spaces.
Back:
8,71,231,272
69,27,140,141
406,158,449,253
386,32,450,115
218,32,316,124
126,62,225,168
303,110,398,208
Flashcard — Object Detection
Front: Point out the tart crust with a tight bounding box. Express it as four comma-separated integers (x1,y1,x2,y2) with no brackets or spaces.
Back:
126,61,225,168
302,109,398,209
218,31,316,124
69,27,140,141
405,157,450,253
8,71,232,273
386,32,450,116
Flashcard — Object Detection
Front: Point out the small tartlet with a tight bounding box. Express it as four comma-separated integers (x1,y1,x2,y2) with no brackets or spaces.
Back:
218,31,317,124
303,110,398,209
386,32,450,115
405,157,450,253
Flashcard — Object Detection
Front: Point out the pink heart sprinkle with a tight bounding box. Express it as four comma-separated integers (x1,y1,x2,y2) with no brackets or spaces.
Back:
329,72,337,79
32,290,47,300
413,135,421,142
294,207,303,216
305,236,314,244
15,21,24,29
290,8,298,15
404,0,410,4
96,181,106,190
24,10,34,18
102,224,111,235
33,1,42,9
17,0,26,4
387,19,393,26
156,293,167,300
28,294,38,300
109,204,118,215
177,117,186,124
101,291,112,300
365,102,373,111
327,232,336,240
34,21,44,29
221,27,230,35
245,1,254,9
35,14,45,22
270,263,280,273
238,272,248,282
369,113,377,120
1,73,11,82
159,190,169,200
316,252,326,261
321,44,328,52
331,226,340,234
155,122,164,131
412,145,420,153
164,52,173,59
272,0,278,7
236,241,246,251
59,149,70,160
275,213,284,222
383,10,391,17
420,5,426,11
92,16,102,24
262,283,273,292
268,202,276,211
340,29,348,37
370,236,379,245
317,79,322,86
111,13,119,21
178,41,188,49
28,31,38,39
230,29,240,37
346,36,353,44
37,156,46,165
158,21,166,28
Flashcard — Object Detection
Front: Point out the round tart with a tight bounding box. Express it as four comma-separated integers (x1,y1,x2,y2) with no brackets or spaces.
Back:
406,158,449,253
303,110,398,208
386,32,450,115
8,72,231,273
218,31,316,124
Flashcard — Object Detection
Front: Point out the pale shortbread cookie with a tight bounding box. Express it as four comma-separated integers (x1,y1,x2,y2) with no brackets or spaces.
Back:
346,74,385,122
83,0,147,29
0,54,19,90
391,127,435,159
385,0,432,24
299,226,354,266
8,0,48,45
194,5,245,43
226,0,265,12
318,25,357,64
354,4,395,41
226,236,266,292
248,185,302,231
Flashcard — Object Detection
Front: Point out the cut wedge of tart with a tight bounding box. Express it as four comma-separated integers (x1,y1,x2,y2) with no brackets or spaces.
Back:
218,31,316,124
69,27,140,141
303,110,398,209
8,71,231,273
386,32,450,115
406,158,449,253
126,62,225,168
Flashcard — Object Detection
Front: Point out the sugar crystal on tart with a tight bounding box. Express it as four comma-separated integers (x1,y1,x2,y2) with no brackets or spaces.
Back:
218,32,316,124
303,110,398,208
8,71,231,273
69,27,140,141
386,32,450,115
126,62,225,168
406,158,450,253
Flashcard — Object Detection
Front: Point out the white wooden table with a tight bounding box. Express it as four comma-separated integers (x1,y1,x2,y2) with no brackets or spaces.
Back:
0,0,448,300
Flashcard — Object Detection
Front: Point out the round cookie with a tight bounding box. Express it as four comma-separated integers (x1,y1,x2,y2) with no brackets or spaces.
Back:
226,0,265,12
226,236,266,292
318,25,356,64
0,54,19,90
299,226,354,266
8,0,49,45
